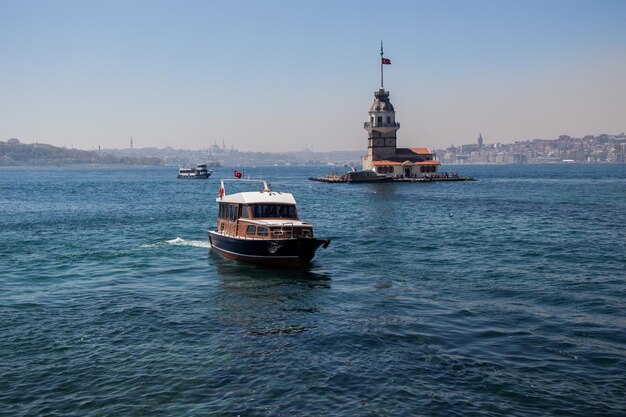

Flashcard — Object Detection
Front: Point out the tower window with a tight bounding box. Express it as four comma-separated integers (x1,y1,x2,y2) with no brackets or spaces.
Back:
386,116,391,124
377,117,382,125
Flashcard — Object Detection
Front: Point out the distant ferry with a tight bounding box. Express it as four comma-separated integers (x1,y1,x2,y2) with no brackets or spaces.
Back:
208,179,330,267
177,164,212,179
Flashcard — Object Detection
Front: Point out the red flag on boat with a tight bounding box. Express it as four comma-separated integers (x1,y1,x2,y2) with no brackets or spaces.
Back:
381,57,391,65
234,170,243,179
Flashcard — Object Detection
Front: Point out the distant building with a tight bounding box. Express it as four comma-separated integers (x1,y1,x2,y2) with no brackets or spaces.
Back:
361,44,438,177
363,72,439,177
361,88,439,176
7,138,20,145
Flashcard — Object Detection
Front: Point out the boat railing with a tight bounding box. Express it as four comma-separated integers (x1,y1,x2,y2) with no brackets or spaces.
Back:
279,222,294,239
231,220,310,240
271,229,287,238
219,179,270,197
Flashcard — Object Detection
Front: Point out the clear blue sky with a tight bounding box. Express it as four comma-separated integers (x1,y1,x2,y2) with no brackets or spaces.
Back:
1,0,625,151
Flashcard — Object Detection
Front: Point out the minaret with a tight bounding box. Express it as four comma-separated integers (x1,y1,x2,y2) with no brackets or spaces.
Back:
363,42,400,170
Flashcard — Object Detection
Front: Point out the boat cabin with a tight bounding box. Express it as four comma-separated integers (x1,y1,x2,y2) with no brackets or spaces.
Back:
217,189,314,240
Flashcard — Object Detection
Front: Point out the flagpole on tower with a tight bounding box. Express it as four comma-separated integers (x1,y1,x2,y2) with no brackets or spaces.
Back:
380,40,384,89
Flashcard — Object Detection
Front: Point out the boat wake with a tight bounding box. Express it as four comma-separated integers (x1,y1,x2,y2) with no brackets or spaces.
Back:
166,237,211,248
141,237,211,249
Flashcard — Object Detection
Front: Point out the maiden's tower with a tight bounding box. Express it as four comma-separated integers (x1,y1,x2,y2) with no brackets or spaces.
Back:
362,43,439,178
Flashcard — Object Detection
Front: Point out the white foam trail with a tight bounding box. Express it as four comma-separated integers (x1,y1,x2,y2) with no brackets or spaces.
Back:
165,237,211,249
141,237,211,249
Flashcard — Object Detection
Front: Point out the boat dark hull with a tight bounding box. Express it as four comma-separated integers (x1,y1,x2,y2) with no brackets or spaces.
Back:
208,231,330,267
177,174,211,179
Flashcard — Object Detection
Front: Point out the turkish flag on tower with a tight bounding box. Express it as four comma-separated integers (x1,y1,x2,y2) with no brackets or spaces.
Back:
382,57,391,65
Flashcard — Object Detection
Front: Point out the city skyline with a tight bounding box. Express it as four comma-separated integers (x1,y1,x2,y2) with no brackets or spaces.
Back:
1,0,625,152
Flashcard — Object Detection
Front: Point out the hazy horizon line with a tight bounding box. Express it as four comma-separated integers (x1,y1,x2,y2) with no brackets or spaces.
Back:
4,130,625,154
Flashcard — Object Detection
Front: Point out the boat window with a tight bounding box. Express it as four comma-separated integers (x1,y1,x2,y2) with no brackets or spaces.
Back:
224,204,238,222
240,205,249,219
257,227,268,237
250,204,296,219
246,225,256,236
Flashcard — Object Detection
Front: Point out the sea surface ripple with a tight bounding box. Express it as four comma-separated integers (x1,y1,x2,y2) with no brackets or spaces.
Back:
1,164,625,416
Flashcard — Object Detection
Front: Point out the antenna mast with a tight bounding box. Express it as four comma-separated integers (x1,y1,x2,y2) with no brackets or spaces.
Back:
380,41,384,89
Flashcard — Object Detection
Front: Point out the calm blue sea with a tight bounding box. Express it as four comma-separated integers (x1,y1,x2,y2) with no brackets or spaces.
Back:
1,164,625,416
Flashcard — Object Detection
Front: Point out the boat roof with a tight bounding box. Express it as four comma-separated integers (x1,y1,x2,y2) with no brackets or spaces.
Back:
218,191,297,205
244,219,309,226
